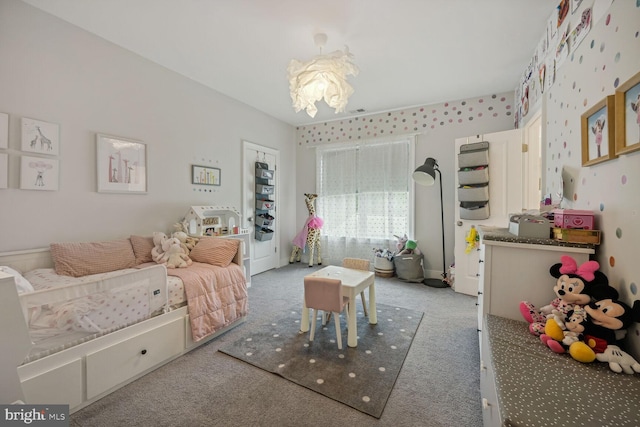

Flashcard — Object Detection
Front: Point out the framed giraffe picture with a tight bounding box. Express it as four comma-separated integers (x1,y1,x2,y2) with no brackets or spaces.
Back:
20,155,59,191
21,117,60,156
96,133,147,194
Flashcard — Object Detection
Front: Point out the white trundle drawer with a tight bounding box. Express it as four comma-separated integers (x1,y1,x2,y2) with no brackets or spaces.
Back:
20,358,83,408
86,317,184,399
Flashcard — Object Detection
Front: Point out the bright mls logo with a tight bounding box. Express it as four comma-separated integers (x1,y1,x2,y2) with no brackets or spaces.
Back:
1,405,68,426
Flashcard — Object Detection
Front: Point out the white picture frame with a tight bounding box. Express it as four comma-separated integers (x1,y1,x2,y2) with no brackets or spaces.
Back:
21,117,60,155
0,113,8,150
20,155,59,191
96,134,147,194
0,153,7,189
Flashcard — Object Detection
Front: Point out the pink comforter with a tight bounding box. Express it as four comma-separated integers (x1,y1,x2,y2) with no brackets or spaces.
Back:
166,262,248,342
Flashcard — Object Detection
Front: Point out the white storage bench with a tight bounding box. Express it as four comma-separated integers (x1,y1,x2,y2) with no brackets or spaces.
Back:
481,314,640,426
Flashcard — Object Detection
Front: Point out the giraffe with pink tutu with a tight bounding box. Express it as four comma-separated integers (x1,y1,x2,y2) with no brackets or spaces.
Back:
289,193,324,267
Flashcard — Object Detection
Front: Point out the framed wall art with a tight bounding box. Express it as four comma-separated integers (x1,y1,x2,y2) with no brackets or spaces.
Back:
96,134,147,194
191,165,221,186
20,155,59,191
614,70,640,155
581,95,616,166
0,153,7,189
0,113,8,149
21,117,60,156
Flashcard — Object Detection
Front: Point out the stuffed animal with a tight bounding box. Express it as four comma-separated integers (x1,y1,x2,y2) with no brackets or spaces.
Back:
151,231,168,263
519,255,616,336
393,234,408,254
397,239,422,256
596,345,640,375
568,298,640,368
162,237,192,269
541,306,587,353
171,231,198,253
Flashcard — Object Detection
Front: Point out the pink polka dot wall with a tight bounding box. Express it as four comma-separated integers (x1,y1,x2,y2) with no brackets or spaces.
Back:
295,94,513,146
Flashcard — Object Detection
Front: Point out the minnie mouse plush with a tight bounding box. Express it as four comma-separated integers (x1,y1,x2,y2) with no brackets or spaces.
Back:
519,255,616,336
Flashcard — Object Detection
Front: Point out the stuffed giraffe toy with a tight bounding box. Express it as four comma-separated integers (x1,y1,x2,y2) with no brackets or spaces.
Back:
289,193,323,267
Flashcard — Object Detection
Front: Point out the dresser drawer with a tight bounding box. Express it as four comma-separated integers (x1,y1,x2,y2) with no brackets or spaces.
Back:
86,317,184,399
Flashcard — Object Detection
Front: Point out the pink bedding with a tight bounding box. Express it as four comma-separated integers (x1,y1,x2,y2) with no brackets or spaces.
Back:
165,262,248,342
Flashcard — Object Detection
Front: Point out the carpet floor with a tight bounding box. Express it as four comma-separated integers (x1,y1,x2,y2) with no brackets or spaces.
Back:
219,302,423,418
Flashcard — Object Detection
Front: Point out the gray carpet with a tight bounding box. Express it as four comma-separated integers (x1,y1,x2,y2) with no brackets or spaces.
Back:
219,303,423,418
70,263,482,427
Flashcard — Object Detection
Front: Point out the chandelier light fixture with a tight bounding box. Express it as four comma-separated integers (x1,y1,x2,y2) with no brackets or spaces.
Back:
287,33,359,118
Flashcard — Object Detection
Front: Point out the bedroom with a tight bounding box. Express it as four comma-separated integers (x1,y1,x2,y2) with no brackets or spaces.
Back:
1,0,639,425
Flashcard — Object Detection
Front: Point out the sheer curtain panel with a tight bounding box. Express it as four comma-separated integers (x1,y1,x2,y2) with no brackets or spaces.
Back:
316,138,413,263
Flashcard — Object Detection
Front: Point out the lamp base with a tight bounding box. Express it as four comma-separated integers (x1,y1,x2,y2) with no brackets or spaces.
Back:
422,278,449,288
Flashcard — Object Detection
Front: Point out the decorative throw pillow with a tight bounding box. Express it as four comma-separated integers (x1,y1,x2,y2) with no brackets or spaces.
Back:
130,235,155,265
190,237,240,267
0,266,35,293
50,239,136,277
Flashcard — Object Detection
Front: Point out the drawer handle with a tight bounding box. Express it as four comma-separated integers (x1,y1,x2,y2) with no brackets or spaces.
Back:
141,349,147,355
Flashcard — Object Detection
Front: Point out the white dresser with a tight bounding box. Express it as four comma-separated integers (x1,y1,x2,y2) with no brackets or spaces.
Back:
476,227,596,426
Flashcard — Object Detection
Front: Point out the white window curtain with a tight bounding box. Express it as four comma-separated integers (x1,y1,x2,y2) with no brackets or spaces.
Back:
315,137,414,264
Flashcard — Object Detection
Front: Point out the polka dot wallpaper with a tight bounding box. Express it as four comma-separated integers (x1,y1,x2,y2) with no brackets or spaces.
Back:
295,94,514,146
544,1,640,357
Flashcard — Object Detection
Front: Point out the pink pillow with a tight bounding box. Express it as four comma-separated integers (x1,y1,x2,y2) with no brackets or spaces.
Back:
50,239,136,277
190,237,239,267
130,235,155,265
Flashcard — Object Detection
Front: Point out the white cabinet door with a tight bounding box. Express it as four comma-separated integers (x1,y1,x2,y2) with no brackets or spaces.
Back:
454,129,523,296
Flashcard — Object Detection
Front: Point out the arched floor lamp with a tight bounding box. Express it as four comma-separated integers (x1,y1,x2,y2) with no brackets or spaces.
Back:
413,158,449,288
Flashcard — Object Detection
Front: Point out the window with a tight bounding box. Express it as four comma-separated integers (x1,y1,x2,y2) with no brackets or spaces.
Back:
315,137,414,261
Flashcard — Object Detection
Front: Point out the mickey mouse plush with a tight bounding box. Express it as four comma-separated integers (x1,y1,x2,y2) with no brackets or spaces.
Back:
541,306,588,353
568,299,640,370
519,255,616,336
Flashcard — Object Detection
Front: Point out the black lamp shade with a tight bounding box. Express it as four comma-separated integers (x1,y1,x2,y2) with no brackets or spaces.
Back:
413,157,438,186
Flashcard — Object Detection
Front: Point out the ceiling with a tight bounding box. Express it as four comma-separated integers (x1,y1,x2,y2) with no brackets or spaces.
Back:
21,0,557,127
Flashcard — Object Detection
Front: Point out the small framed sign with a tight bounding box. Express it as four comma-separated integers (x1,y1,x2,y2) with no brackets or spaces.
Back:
192,165,221,186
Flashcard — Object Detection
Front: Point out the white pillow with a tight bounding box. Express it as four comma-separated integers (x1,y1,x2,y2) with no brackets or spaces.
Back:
0,266,35,294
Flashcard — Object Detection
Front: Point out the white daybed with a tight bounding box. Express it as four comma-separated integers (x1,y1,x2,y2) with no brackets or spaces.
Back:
0,236,247,413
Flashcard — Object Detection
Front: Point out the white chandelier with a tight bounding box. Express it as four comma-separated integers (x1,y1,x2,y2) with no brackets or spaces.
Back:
287,33,359,118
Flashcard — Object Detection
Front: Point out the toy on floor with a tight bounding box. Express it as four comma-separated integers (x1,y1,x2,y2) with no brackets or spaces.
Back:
289,193,323,267
519,255,612,336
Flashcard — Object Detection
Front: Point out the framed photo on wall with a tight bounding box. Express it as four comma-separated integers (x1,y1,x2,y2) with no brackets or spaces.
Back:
21,117,60,156
96,134,147,194
581,95,616,166
192,164,221,186
614,70,640,155
20,155,59,191
0,113,8,149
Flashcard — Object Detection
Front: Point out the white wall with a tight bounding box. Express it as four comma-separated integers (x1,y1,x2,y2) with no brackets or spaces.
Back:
295,95,516,275
0,0,296,264
539,1,640,358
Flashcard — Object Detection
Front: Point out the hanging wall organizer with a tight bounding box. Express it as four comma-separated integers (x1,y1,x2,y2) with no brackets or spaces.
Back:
457,141,490,220
255,161,275,241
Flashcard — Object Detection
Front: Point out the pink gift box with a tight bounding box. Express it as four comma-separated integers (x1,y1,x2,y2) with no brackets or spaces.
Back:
553,209,595,230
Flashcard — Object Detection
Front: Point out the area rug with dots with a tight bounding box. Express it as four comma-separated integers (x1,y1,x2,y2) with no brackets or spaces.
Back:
218,302,423,418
